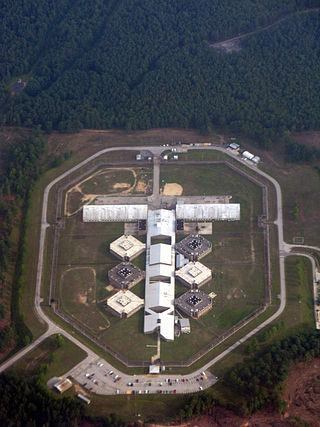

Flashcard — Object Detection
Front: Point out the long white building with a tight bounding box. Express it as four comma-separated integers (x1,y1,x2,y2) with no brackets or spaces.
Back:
176,203,240,221
144,209,176,341
83,204,148,222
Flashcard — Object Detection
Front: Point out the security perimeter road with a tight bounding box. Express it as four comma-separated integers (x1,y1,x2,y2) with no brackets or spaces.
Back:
0,143,319,396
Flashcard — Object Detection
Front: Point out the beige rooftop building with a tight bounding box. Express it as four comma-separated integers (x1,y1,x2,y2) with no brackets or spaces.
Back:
110,234,145,261
176,261,212,289
106,290,144,318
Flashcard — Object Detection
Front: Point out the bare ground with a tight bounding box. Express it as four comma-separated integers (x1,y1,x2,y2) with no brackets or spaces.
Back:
150,359,320,427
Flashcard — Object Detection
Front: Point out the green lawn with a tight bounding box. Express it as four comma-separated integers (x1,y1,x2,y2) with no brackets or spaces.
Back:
80,168,135,194
10,335,86,381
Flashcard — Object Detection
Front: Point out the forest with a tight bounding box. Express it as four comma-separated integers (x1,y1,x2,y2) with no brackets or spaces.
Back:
1,0,320,143
0,129,45,351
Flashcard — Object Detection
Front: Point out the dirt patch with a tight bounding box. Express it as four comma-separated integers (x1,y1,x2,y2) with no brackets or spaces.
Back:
135,179,147,193
163,183,183,196
226,288,245,300
77,292,88,305
153,359,320,427
113,182,130,190
283,358,320,424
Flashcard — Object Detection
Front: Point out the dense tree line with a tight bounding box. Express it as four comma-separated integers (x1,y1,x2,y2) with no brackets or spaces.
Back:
225,330,320,414
177,330,320,422
285,137,320,162
0,129,45,349
1,1,320,142
0,373,85,427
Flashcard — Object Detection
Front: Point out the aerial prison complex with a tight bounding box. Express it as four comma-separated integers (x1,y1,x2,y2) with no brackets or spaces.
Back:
83,202,240,341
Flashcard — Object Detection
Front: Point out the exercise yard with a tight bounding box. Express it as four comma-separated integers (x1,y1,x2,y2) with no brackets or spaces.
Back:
65,166,153,216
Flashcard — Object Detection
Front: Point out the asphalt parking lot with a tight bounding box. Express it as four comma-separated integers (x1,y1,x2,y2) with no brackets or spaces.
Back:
69,357,218,395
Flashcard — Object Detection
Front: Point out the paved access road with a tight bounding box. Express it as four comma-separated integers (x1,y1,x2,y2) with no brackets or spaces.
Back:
0,142,319,396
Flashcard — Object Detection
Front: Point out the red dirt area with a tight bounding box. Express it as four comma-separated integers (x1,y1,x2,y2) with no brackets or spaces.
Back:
291,131,320,149
151,359,320,427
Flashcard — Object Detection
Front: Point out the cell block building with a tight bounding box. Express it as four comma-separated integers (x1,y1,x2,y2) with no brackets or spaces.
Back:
106,290,144,318
108,262,145,289
176,261,212,289
110,234,145,261
175,289,212,319
176,234,212,261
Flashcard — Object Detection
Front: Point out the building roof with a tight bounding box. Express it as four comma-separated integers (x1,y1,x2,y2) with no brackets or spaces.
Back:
144,281,175,341
176,234,212,260
54,378,73,393
229,142,240,149
179,318,190,329
144,310,175,341
110,235,145,260
148,263,173,280
176,204,240,221
83,204,148,222
149,243,172,265
176,261,212,287
242,151,255,160
108,262,145,288
107,290,144,316
145,281,174,311
175,289,212,317
149,364,160,374
144,209,176,341
148,209,176,237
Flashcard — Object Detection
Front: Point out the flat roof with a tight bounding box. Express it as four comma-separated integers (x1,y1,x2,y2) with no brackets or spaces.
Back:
107,290,144,316
54,378,73,393
176,261,211,287
176,234,212,260
108,262,145,288
176,204,240,221
149,243,172,265
242,151,255,160
83,205,148,222
148,209,176,237
175,289,212,317
110,235,145,259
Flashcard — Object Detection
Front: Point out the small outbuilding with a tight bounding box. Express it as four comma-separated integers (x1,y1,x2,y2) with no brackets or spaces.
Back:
54,378,73,394
179,318,191,334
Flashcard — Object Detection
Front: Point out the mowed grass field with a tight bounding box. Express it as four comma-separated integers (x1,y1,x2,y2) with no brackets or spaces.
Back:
159,163,266,362
10,335,86,381
57,216,157,360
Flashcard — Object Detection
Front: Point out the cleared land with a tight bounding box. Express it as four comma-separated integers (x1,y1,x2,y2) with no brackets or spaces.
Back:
10,334,86,381
65,166,152,215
